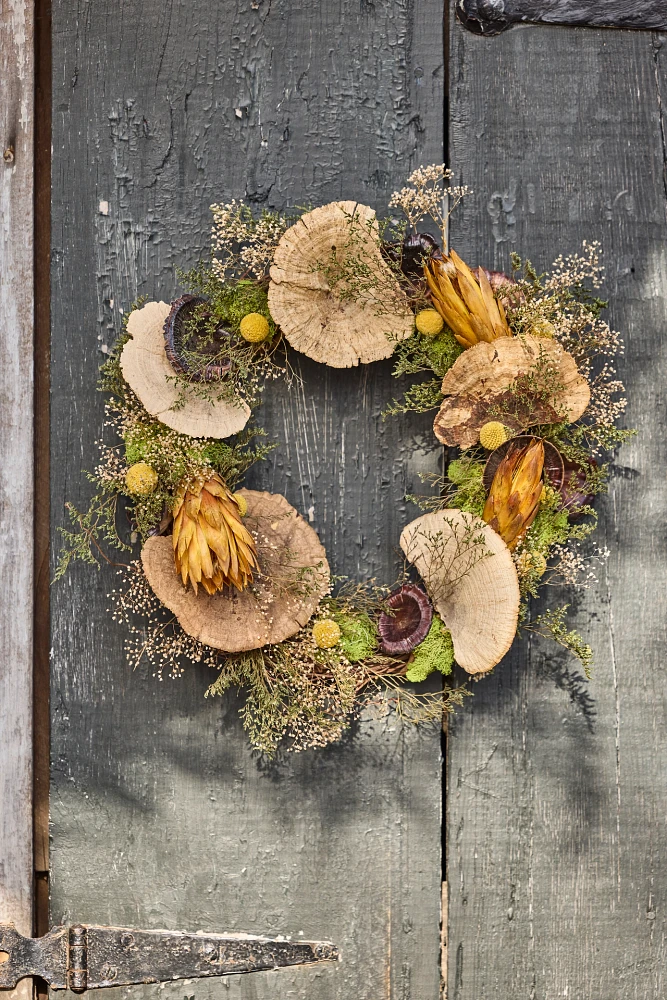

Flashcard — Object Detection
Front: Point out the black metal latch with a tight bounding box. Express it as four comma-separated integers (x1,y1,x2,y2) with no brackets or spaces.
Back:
0,923,338,992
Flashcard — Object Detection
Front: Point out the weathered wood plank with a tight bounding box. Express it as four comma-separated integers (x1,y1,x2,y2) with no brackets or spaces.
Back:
448,16,667,998
0,0,35,979
50,2,444,998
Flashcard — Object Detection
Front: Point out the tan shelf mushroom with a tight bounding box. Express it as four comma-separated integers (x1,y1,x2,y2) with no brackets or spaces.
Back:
141,489,330,653
433,334,590,448
400,508,520,675
120,301,251,439
268,201,413,367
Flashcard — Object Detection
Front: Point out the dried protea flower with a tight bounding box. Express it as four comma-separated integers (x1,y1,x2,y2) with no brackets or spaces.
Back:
483,435,564,494
378,584,433,655
172,472,259,595
483,439,545,550
425,249,512,348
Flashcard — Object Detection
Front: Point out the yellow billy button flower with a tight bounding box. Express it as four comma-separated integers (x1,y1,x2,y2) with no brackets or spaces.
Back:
125,462,159,495
233,492,248,517
516,550,547,578
479,421,509,451
312,619,342,649
239,312,270,343
415,308,444,337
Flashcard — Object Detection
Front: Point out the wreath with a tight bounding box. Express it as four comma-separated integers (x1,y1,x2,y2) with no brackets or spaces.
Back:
58,165,631,755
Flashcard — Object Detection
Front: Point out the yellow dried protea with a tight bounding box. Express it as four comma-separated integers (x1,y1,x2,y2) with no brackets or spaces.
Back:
482,439,544,550
425,249,512,349
125,462,158,495
479,421,509,451
415,308,444,337
239,312,270,343
172,472,259,595
312,619,341,649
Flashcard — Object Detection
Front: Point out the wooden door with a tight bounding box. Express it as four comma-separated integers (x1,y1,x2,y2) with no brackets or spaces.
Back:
48,3,443,1000
1,3,665,1000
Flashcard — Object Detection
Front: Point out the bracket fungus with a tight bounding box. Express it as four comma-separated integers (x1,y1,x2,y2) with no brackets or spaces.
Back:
141,490,330,653
378,584,433,655
433,334,590,448
399,509,520,675
268,201,413,367
120,301,250,439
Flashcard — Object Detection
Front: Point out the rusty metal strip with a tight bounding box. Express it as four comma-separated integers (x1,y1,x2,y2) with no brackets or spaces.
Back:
0,923,338,992
456,0,667,36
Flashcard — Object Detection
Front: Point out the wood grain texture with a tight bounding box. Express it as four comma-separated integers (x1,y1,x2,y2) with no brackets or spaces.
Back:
0,0,34,966
457,0,667,36
50,2,444,998
448,15,667,998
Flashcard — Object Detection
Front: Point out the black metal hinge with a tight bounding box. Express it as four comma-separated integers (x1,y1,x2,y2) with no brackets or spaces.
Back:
0,923,338,992
457,0,667,36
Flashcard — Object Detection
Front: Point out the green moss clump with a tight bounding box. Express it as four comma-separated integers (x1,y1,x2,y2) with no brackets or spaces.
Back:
405,616,454,683
333,611,379,663
447,459,487,517
384,328,462,417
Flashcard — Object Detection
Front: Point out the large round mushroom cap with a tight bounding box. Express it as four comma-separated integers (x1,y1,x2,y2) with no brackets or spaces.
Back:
400,508,520,675
433,334,590,448
141,490,330,652
120,301,251,439
268,201,413,367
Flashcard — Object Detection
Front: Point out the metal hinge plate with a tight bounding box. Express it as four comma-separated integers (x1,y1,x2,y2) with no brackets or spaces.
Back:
457,0,667,36
0,923,337,992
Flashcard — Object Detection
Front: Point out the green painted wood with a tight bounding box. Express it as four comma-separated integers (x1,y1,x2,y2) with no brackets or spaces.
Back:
50,2,444,999
447,16,667,998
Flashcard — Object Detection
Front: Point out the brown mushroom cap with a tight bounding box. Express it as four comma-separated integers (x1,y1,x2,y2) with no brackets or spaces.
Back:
399,508,520,675
120,301,251,439
433,335,590,448
268,201,413,367
141,489,330,652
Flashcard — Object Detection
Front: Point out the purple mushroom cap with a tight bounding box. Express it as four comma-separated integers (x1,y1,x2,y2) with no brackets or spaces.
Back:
378,583,434,656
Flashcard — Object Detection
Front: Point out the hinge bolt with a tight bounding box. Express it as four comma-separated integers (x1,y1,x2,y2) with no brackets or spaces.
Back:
3,146,15,164
68,925,88,992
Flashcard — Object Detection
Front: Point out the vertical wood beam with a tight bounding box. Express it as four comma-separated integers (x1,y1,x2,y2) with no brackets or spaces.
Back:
0,0,35,984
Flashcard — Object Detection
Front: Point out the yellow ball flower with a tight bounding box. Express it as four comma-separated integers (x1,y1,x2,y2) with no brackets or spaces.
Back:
312,619,342,649
239,312,270,343
233,492,248,517
415,308,444,337
516,550,547,578
125,462,158,496
479,421,509,450
530,319,556,339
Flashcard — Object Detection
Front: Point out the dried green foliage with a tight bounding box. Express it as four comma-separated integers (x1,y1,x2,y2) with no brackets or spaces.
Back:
55,315,271,580
168,269,293,410
521,605,594,678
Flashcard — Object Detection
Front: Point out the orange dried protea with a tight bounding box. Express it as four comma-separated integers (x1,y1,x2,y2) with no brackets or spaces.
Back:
425,249,512,348
172,473,259,595
482,439,545,550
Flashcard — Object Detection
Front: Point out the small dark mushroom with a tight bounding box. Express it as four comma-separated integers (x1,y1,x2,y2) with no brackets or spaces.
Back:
382,232,443,286
560,457,597,517
164,295,233,382
378,583,433,656
484,435,565,493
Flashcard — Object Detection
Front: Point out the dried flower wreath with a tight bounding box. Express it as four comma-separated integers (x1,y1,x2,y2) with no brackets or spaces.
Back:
58,164,631,755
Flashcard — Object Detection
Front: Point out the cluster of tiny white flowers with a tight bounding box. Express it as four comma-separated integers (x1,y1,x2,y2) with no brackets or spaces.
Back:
549,542,610,588
389,163,471,243
108,563,220,680
210,200,289,282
